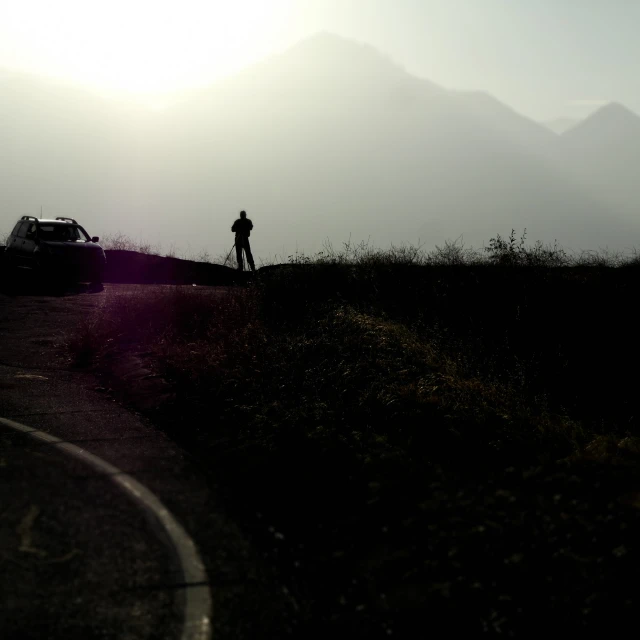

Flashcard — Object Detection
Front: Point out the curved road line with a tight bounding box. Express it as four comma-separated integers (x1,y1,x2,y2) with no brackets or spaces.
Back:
0,416,212,640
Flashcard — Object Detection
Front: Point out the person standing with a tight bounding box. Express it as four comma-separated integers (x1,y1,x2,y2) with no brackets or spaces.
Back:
231,210,255,272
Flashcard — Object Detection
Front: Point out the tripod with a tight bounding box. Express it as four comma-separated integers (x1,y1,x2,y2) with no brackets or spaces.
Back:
223,242,235,267
223,239,246,270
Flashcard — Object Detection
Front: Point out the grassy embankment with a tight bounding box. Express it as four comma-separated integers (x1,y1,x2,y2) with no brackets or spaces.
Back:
72,234,640,638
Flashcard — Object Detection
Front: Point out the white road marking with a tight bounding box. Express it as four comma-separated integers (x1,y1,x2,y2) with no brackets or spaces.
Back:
0,415,212,640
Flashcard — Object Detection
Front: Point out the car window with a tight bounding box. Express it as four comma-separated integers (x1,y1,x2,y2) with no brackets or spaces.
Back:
25,223,37,238
16,222,28,238
38,225,71,241
76,226,92,241
72,226,91,241
38,224,90,242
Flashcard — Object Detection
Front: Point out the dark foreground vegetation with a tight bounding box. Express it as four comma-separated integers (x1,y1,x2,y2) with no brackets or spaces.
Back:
72,235,640,637
102,249,242,286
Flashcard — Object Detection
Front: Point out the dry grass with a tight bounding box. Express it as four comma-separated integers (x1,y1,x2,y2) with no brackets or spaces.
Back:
68,245,640,637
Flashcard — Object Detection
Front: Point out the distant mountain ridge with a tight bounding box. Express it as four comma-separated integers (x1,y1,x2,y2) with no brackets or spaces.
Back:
556,101,640,220
1,32,639,255
562,102,640,144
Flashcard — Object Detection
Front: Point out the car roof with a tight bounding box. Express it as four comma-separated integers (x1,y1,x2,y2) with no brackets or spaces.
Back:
19,218,80,225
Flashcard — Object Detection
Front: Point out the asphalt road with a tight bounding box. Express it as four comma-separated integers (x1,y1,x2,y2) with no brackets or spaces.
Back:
0,423,183,640
0,284,290,639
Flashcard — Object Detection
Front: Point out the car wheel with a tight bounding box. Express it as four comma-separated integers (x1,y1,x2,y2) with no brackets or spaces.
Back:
4,251,18,271
89,268,104,292
34,260,53,288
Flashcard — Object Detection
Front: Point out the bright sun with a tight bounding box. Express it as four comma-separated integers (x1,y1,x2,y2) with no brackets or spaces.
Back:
0,0,293,93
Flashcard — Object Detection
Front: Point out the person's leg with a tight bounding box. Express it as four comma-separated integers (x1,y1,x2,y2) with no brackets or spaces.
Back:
244,238,256,272
235,239,244,270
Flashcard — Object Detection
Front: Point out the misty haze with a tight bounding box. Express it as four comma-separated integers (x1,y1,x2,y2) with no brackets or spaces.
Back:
3,32,640,259
5,4,640,639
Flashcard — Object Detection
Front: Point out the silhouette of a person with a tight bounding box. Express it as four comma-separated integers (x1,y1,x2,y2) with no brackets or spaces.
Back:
231,210,255,272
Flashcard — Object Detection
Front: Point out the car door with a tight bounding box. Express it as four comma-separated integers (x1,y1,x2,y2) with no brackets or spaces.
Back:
22,222,38,269
7,222,28,267
5,222,21,263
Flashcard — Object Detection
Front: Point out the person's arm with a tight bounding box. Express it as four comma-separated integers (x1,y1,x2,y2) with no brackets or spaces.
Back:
249,220,253,231
231,221,237,232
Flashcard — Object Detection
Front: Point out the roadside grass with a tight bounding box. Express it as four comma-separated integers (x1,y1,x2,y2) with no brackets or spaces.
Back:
102,232,161,255
70,237,640,637
102,232,228,264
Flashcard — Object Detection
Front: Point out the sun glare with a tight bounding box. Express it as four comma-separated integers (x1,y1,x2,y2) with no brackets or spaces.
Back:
1,0,293,93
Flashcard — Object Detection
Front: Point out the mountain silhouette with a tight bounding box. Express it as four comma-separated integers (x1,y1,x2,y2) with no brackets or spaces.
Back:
563,102,640,145
1,34,639,255
558,102,640,220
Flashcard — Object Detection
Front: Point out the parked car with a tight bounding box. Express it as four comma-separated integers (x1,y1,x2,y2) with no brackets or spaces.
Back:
4,216,106,286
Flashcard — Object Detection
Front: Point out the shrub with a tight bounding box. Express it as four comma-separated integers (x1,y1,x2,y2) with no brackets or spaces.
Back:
101,232,159,254
484,229,569,267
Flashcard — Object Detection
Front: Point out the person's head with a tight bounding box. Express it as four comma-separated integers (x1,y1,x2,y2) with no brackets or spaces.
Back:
240,210,247,219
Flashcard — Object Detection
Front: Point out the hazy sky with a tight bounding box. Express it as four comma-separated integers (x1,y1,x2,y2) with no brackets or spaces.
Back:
1,0,638,120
